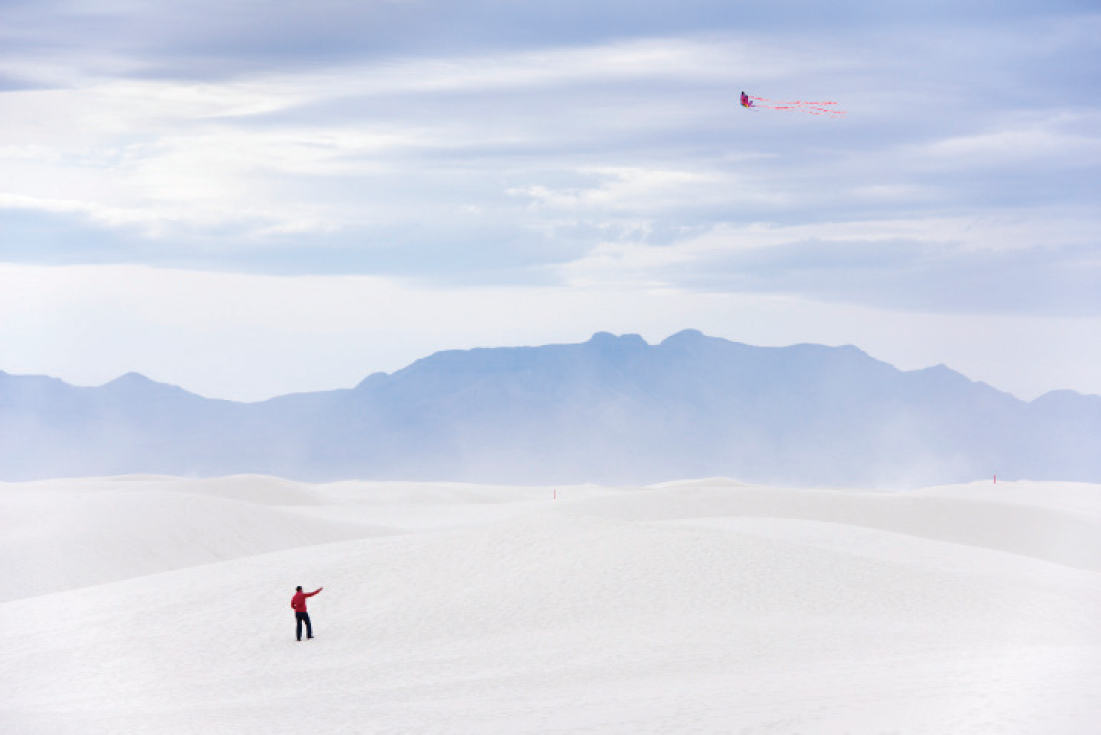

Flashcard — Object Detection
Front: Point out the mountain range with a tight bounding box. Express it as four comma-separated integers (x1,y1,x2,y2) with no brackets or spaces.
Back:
2,330,1098,487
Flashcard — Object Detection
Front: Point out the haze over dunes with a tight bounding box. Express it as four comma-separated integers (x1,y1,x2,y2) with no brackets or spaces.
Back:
2,331,1099,487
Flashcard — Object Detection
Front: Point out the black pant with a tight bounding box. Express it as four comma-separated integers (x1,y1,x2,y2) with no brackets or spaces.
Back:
296,612,313,640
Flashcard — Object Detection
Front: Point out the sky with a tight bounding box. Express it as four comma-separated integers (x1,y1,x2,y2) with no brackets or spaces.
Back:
1,0,1099,401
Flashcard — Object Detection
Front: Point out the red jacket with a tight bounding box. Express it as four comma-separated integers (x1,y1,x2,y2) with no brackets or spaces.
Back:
291,588,321,612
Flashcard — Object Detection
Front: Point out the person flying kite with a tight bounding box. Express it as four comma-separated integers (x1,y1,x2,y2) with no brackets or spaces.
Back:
741,91,844,116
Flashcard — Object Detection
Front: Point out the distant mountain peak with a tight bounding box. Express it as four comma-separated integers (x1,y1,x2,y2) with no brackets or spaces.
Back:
353,372,389,391
662,328,706,343
104,372,156,387
100,372,193,397
659,329,723,350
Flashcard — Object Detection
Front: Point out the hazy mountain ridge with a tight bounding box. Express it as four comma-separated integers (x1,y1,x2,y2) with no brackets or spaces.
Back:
1,331,1098,486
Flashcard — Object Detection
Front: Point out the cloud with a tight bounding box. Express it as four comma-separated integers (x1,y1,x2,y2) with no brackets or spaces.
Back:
677,237,1101,316
0,2,1097,316
560,215,1101,316
3,1,1094,91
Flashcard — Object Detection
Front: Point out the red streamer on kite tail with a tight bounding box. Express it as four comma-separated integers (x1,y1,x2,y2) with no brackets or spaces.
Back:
749,96,846,116
752,96,839,105
765,106,844,115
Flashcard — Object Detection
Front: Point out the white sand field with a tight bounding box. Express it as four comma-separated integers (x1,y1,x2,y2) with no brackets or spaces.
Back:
1,475,1099,733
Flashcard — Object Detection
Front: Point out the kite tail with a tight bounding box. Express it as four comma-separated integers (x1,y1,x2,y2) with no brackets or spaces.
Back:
751,97,840,106
749,96,846,115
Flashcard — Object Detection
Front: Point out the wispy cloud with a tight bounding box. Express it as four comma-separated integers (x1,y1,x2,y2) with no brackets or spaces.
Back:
561,214,1101,314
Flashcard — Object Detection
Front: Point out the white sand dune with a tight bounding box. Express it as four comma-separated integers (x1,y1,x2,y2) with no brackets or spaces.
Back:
1,475,1099,733
556,480,1101,571
915,479,1101,516
0,476,394,601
